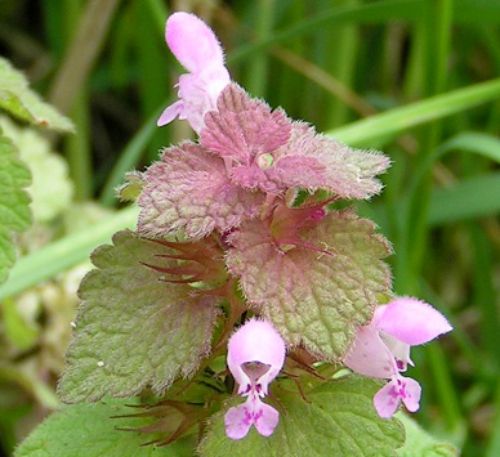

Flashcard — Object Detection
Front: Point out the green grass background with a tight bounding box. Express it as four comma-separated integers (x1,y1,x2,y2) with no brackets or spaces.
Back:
0,0,499,455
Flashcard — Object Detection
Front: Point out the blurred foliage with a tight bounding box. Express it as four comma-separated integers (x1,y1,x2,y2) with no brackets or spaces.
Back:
0,0,499,456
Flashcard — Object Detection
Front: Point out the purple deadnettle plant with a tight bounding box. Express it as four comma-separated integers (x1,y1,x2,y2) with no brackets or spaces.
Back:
47,10,455,456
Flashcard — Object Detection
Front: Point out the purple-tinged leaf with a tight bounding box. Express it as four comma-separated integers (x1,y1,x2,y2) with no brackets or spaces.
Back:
271,122,390,198
58,230,219,402
138,142,264,240
201,85,389,197
226,209,392,360
201,83,292,167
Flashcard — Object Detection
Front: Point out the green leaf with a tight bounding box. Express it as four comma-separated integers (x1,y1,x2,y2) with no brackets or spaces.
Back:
199,376,405,457
226,210,392,360
396,414,458,457
58,230,219,402
15,399,194,457
116,171,144,203
0,57,74,132
0,132,31,284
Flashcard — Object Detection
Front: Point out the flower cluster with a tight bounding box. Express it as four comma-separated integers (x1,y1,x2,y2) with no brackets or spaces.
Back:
139,12,453,440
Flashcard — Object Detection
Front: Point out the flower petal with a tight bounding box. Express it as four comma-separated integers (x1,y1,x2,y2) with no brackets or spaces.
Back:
254,402,280,437
376,297,453,346
344,325,398,379
400,376,421,413
176,70,230,133
157,100,184,126
373,380,401,419
166,12,225,73
224,403,253,440
227,318,286,391
379,332,413,371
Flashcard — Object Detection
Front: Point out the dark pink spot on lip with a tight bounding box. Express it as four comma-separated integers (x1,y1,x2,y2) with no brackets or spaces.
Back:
309,208,326,221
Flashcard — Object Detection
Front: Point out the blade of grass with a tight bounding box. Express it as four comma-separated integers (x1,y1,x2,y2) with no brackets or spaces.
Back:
428,172,500,226
323,0,360,127
0,207,138,301
424,344,464,436
133,0,170,162
48,0,121,113
66,89,92,200
227,0,499,66
453,0,500,24
370,172,500,231
468,224,499,371
486,383,500,457
328,77,500,147
245,0,275,97
227,0,422,64
145,0,169,35
438,132,500,163
58,0,93,200
0,365,60,410
403,0,454,296
407,131,500,199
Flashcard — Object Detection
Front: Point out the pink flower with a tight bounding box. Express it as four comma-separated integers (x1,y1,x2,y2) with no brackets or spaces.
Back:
373,375,422,419
157,12,230,133
225,318,286,440
344,297,452,418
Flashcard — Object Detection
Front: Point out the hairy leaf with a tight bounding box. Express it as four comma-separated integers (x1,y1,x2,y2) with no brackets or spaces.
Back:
273,123,390,198
15,399,193,457
0,133,31,284
59,230,219,402
199,376,404,457
396,414,458,457
226,210,392,360
0,57,73,132
138,142,264,239
201,83,291,165
201,84,388,197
